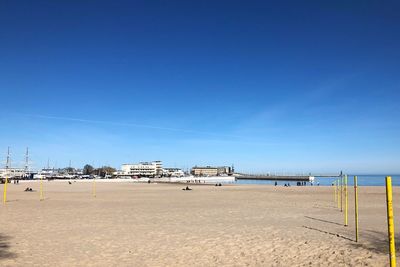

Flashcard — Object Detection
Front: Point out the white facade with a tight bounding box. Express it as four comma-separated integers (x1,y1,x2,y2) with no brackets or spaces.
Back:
163,168,184,177
191,166,232,176
0,168,27,178
120,161,163,177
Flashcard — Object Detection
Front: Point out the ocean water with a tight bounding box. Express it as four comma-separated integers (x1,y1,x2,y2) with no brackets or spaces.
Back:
235,175,400,186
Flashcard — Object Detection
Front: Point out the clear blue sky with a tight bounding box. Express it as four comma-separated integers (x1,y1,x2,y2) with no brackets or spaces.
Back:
0,0,399,173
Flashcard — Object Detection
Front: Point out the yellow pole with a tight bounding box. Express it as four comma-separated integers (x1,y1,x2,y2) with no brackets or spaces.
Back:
340,176,343,212
354,176,359,242
386,176,396,267
40,176,44,201
93,178,96,198
3,177,8,204
344,175,348,226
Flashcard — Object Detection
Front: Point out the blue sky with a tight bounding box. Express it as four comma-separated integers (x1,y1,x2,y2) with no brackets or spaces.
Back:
0,0,399,173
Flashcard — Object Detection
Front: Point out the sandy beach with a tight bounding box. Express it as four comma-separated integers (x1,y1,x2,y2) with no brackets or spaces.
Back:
0,181,397,266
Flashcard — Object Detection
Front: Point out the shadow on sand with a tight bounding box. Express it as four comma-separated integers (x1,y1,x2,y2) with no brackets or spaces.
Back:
302,225,354,242
0,234,16,260
303,225,400,255
304,216,344,226
348,230,400,255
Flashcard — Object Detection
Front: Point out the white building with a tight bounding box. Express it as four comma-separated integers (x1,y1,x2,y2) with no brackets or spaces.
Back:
163,168,184,177
33,168,57,179
0,168,27,178
119,161,163,177
191,166,232,176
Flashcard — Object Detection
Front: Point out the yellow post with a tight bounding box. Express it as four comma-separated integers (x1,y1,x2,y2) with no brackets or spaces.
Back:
354,176,359,242
386,176,396,267
3,177,8,204
93,178,96,198
40,176,44,201
340,176,343,212
344,175,348,226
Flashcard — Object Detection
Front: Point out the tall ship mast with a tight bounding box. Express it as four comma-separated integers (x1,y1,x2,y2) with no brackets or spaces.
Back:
6,146,11,172
0,147,11,182
24,147,31,178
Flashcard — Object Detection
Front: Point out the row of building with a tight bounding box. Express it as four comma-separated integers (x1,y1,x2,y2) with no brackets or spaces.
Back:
0,160,233,180
114,161,234,178
0,168,29,179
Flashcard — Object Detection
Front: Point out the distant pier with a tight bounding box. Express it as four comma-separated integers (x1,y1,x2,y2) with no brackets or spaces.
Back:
235,174,314,182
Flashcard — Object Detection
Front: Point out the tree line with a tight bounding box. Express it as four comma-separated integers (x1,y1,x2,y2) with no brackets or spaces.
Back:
83,165,116,177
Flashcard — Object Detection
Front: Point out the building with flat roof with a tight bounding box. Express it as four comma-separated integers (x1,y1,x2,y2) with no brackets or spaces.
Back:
191,166,232,176
0,168,27,178
119,161,163,177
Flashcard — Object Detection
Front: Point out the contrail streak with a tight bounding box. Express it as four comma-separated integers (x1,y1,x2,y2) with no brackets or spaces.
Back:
22,114,244,138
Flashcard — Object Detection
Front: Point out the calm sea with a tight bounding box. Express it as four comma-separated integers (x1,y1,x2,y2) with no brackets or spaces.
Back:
235,175,400,186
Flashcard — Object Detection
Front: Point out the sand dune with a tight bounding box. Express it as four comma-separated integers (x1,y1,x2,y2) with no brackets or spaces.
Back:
0,181,396,266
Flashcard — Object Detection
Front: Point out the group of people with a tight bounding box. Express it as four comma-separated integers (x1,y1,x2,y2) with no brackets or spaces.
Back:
187,180,205,184
274,181,312,187
274,181,293,186
182,182,223,191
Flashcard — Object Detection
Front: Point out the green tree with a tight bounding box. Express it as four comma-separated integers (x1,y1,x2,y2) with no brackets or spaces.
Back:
102,166,116,175
95,166,117,177
83,164,94,175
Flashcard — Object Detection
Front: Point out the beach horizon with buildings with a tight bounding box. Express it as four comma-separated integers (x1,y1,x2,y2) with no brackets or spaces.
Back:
1,0,400,266
1,147,399,188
